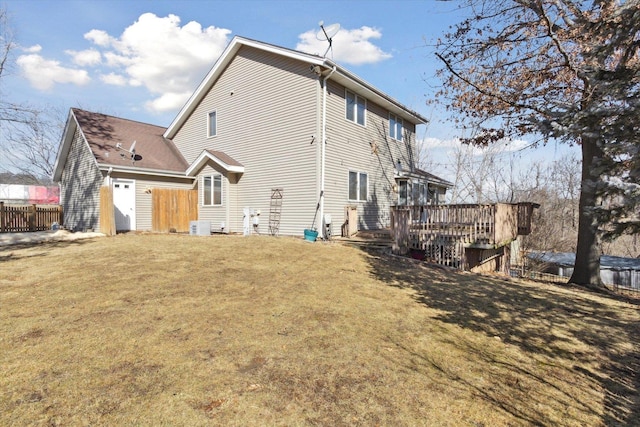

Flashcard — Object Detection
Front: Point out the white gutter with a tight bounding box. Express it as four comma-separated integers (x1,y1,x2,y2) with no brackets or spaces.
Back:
97,163,195,179
319,65,336,239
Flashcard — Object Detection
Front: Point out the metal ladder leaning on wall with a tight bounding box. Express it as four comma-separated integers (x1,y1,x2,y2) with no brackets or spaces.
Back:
269,188,283,236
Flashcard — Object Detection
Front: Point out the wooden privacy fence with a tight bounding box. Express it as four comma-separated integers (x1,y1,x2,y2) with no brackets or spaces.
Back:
0,202,63,233
152,189,198,233
99,186,116,236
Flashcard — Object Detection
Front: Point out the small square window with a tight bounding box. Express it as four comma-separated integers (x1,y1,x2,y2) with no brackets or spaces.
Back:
208,111,217,137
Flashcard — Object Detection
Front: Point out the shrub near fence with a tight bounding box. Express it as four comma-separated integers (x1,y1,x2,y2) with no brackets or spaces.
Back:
0,202,63,233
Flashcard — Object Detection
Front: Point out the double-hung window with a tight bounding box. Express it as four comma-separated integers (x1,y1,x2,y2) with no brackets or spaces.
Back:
208,111,217,137
389,113,403,141
348,171,368,201
346,90,366,126
203,174,222,206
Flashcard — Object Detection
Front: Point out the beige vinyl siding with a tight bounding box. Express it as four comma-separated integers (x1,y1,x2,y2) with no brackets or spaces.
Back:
107,172,194,231
60,127,103,232
172,45,320,236
322,79,418,232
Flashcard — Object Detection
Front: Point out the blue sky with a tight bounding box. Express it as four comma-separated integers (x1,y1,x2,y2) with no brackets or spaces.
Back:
2,0,576,182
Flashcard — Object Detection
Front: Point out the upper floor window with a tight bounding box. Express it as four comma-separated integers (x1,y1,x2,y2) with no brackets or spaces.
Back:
346,90,366,126
348,171,368,201
203,174,222,206
208,111,217,137
389,113,403,141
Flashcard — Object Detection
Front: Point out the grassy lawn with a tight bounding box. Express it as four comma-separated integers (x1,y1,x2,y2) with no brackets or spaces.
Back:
1,233,638,426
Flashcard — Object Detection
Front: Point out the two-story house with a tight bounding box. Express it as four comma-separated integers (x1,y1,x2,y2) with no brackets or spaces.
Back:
53,36,451,237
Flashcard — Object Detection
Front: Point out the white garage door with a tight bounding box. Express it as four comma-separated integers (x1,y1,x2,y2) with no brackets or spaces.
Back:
113,179,136,231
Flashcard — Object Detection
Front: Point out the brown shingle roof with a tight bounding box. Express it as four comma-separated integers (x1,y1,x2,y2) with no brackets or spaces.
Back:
205,150,244,168
73,108,188,172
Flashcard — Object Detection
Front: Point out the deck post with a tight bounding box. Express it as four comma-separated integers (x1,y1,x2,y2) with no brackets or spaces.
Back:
391,207,410,255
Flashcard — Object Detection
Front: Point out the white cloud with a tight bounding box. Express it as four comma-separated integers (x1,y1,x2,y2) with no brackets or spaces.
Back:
100,72,127,86
103,51,131,68
66,48,101,66
420,136,531,153
296,26,392,65
499,138,531,151
420,136,461,149
84,29,114,47
85,13,231,112
22,44,42,53
16,54,90,90
145,91,193,113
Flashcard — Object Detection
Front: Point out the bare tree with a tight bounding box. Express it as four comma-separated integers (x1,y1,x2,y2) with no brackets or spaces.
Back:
0,6,53,181
520,155,581,253
0,7,37,125
3,107,65,182
434,0,640,289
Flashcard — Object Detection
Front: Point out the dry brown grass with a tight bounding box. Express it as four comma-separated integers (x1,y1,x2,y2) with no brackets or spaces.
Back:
1,233,638,426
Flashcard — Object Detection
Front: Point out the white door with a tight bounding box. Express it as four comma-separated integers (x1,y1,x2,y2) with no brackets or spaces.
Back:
112,179,136,231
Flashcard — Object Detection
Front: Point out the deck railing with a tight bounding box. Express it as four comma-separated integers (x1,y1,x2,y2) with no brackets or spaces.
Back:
0,202,63,233
391,202,537,256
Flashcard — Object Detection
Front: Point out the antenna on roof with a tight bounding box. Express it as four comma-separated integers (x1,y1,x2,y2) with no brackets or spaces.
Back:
115,140,138,164
316,21,340,58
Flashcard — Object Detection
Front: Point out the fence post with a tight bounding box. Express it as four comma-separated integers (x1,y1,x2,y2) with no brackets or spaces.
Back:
29,204,37,231
0,202,4,233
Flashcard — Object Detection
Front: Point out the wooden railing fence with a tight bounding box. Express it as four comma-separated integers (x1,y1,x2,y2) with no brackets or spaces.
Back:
392,203,537,252
391,203,538,271
0,202,63,233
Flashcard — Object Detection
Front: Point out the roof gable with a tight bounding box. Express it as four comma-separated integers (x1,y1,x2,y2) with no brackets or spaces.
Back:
164,36,428,139
186,150,245,176
54,109,189,181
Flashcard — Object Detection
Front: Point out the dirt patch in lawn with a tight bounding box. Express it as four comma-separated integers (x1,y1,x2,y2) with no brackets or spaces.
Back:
1,233,638,426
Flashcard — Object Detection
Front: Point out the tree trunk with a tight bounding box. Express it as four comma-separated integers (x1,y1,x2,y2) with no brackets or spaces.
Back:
569,135,604,288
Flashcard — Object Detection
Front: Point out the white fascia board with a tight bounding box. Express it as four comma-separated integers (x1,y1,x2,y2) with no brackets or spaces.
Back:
52,109,79,182
53,109,101,182
329,65,429,125
239,37,325,66
185,151,245,177
165,36,325,140
403,172,453,188
98,163,194,179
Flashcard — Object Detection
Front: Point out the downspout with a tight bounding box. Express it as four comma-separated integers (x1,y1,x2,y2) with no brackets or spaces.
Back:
320,65,336,239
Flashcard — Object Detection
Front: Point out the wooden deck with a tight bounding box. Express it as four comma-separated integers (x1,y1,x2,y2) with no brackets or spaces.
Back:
391,203,538,270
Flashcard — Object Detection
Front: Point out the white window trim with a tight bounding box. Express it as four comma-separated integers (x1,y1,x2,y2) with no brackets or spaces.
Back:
207,110,217,138
345,89,366,127
202,174,223,206
389,113,403,141
348,170,368,202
